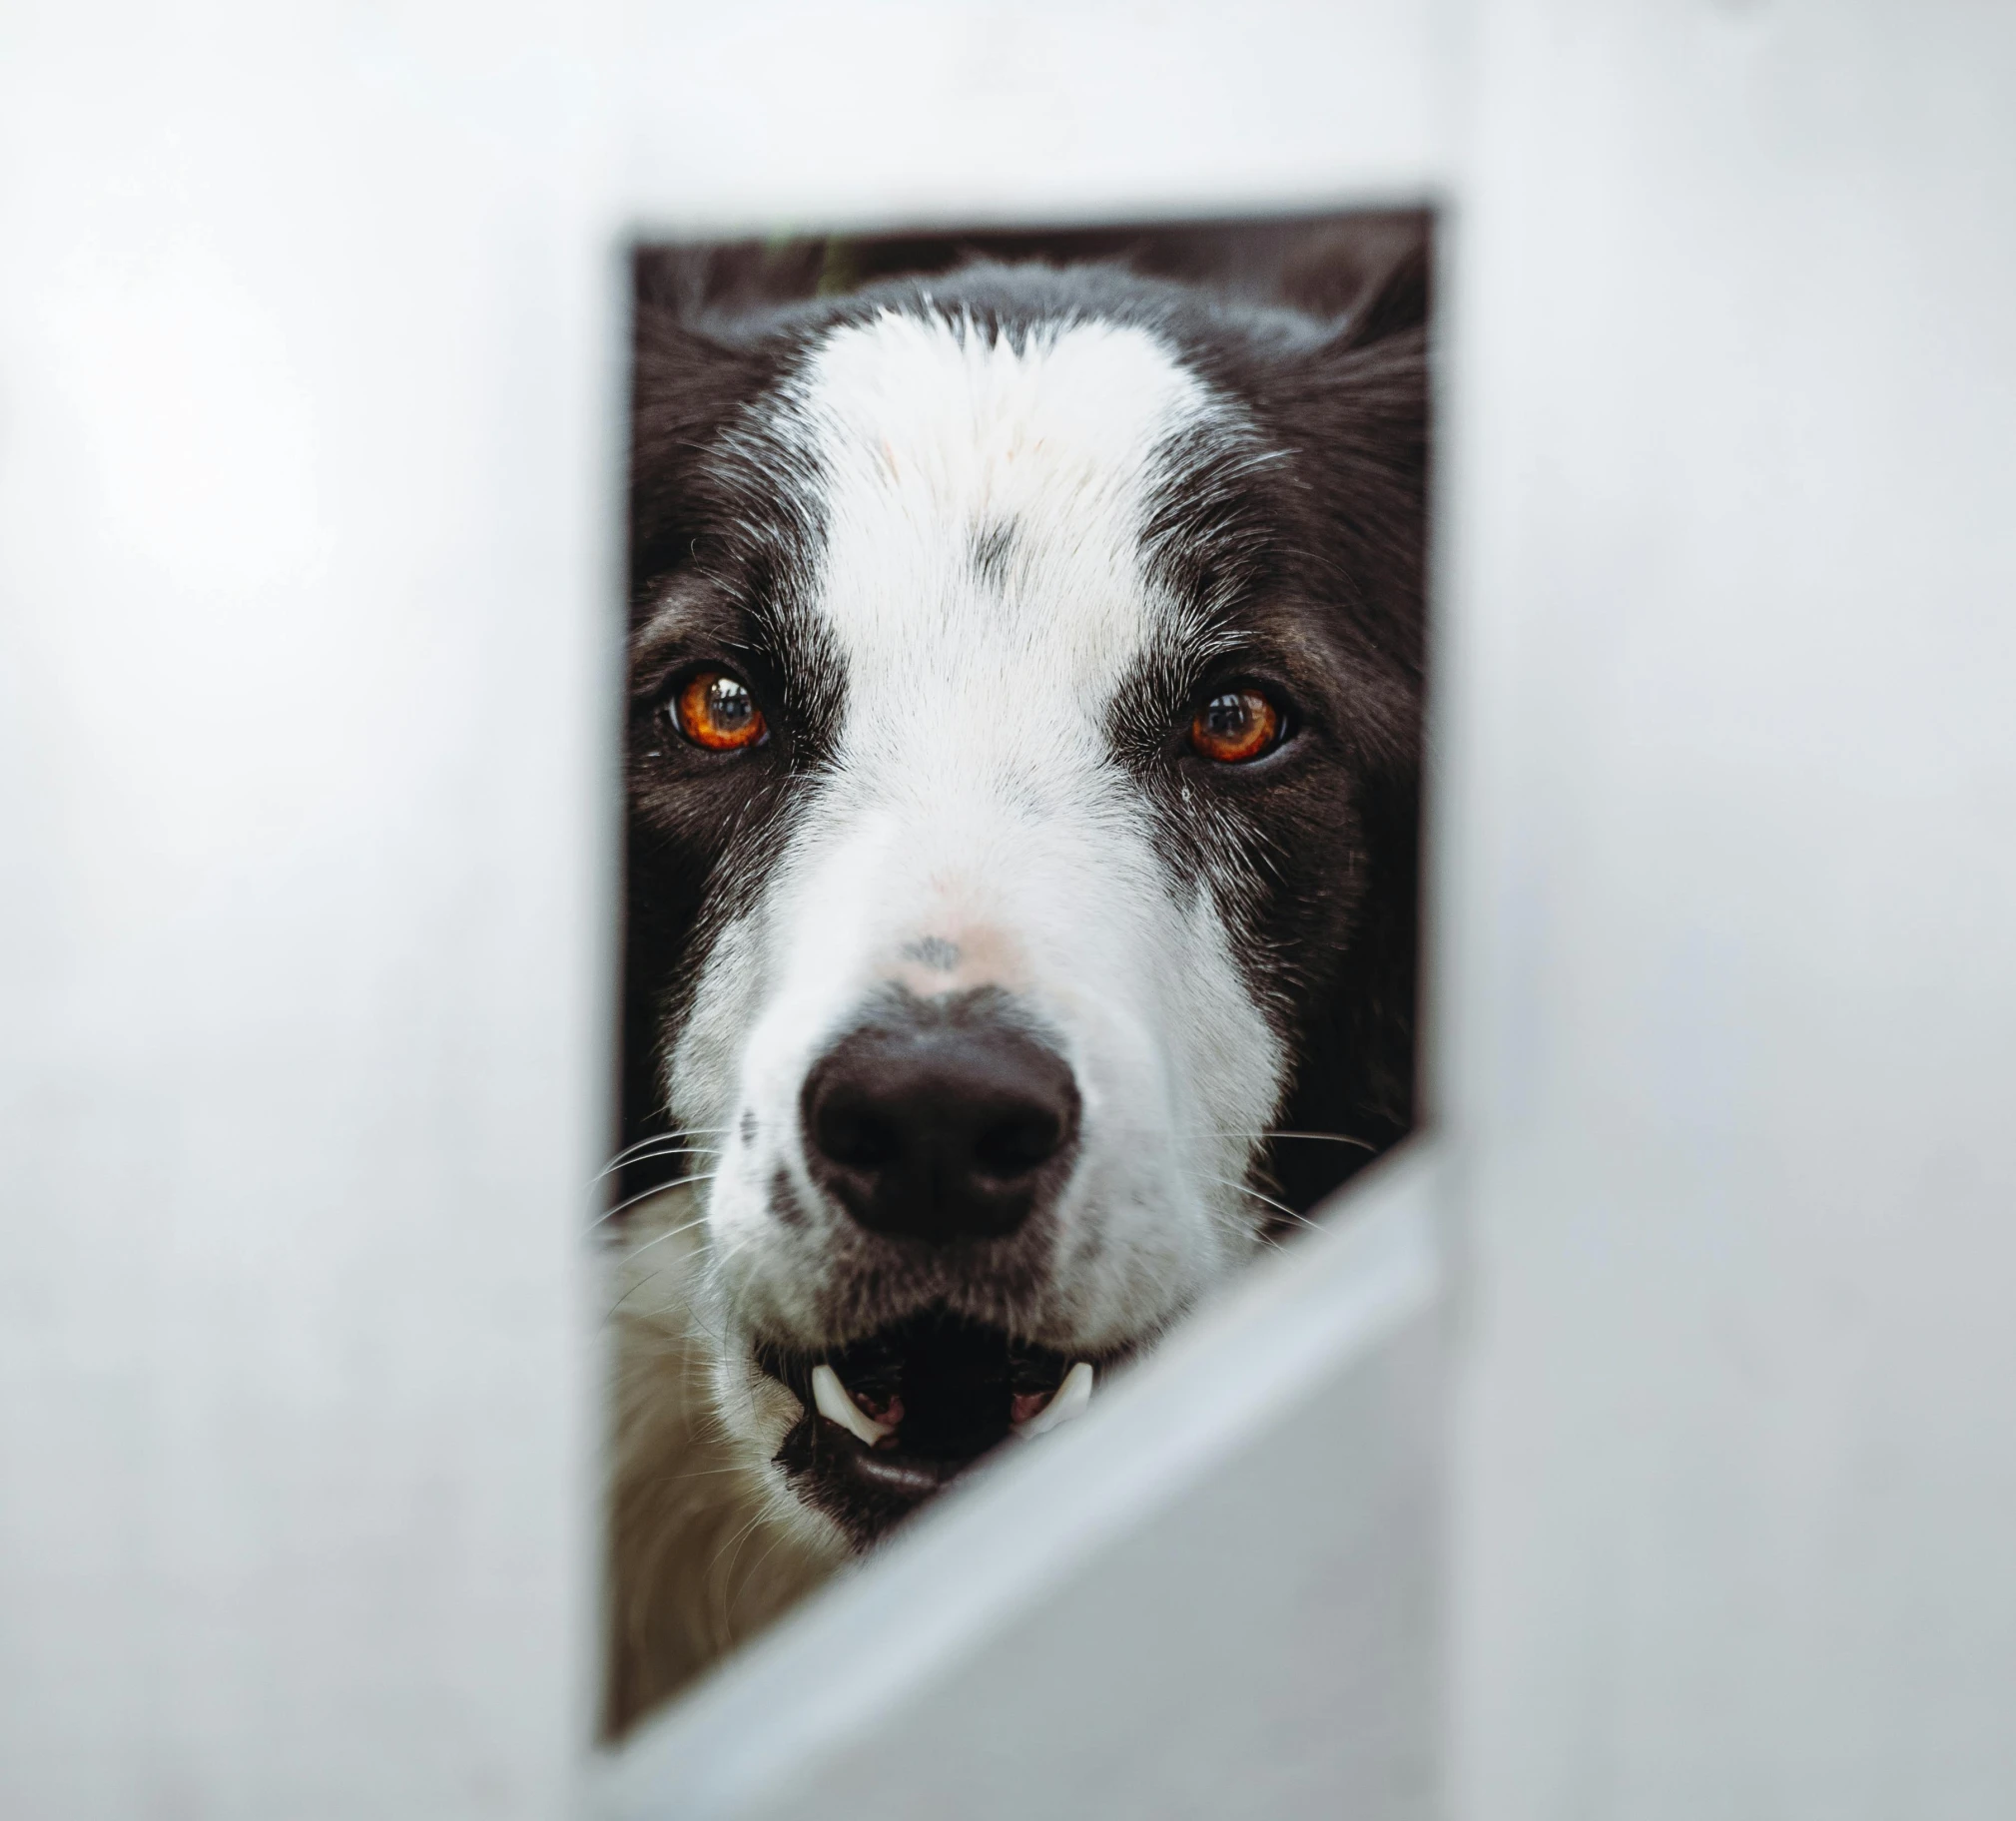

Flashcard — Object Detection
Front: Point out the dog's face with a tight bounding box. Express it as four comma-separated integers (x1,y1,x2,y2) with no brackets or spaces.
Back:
623,263,1423,1551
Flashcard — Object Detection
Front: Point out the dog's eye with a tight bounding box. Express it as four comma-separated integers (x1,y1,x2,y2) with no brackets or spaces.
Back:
1189,688,1284,765
670,669,767,753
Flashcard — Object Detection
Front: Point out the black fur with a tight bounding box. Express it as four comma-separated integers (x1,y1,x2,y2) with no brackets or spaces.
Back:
620,220,1428,1227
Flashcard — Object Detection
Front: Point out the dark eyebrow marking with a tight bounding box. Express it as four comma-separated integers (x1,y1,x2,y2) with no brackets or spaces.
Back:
969,518,1019,594
1139,417,1289,623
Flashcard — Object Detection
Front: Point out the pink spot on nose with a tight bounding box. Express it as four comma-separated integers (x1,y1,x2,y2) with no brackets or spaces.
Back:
888,921,1029,996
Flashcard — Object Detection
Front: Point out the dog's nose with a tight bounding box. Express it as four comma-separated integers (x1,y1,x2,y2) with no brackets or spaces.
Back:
802,995,1079,1243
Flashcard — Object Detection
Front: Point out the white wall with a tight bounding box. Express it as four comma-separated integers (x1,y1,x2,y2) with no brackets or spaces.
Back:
8,3,2015,1818
0,10,619,1815
0,4,1453,1816
1445,4,2016,1815
610,0,1454,233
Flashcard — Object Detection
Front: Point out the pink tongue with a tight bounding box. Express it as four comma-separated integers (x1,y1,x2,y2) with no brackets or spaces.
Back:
1009,1390,1052,1425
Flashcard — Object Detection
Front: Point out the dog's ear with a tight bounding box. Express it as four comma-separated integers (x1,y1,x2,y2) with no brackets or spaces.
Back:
1269,229,1431,1191
627,265,786,615
1270,213,1431,336
1267,268,1431,762
1252,264,1430,1207
1337,238,1430,349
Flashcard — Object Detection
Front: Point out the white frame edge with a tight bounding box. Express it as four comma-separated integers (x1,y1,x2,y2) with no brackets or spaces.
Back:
593,1140,1447,1820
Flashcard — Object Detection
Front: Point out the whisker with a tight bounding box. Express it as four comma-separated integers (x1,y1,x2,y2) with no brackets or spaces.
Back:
1096,1124,1379,1154
729,1529,794,1619
589,1172,719,1233
1204,1173,1326,1237
599,1128,733,1173
607,1241,717,1321
709,1511,768,1588
594,1140,721,1185
1250,1129,1377,1152
606,1275,659,1320
1183,1128,1379,1151
613,1210,714,1262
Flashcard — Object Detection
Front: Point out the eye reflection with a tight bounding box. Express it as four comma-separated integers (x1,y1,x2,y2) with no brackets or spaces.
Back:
1189,688,1284,765
672,670,767,752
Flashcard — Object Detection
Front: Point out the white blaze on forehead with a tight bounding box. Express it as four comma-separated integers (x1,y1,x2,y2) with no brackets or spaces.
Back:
795,308,1210,737
674,303,1286,1370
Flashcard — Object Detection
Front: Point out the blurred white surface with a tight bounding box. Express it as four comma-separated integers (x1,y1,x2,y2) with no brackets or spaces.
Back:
0,4,1449,1817
7,2,2016,1818
0,9,621,1817
614,0,1455,232
598,1146,1446,1821
1443,5,2016,1817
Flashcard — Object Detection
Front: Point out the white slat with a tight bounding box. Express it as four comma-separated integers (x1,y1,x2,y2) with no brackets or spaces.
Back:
596,1147,1447,1821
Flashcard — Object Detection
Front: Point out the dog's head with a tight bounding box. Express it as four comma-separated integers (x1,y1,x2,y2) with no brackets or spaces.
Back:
621,254,1425,1551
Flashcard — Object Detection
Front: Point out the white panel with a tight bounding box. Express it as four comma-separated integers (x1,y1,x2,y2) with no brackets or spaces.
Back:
1443,4,2016,1816
0,2,1453,1814
618,0,1457,230
596,1148,1446,1821
0,7,616,1815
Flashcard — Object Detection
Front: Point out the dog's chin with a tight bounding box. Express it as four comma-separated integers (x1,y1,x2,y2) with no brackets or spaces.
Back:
735,1309,1135,1550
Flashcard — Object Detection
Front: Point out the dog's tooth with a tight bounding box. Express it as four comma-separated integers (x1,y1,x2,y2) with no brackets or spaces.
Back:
811,1362,891,1448
1013,1361,1094,1439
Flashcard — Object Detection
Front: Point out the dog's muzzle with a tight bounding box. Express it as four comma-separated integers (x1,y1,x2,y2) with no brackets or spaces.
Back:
760,1314,1103,1547
768,988,1101,1544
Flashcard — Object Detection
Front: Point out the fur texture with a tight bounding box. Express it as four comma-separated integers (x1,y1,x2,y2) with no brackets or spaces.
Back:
605,230,1428,1737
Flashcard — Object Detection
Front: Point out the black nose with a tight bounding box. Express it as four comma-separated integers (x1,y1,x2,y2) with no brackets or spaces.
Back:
802,994,1079,1243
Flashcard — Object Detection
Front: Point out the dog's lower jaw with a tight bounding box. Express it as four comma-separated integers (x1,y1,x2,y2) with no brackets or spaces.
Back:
602,1178,1264,1735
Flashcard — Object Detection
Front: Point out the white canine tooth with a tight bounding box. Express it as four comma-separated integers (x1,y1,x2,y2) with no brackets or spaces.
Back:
811,1363,891,1447
1014,1361,1094,1439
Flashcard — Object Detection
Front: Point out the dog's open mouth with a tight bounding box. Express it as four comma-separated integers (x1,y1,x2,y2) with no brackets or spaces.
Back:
757,1311,1100,1546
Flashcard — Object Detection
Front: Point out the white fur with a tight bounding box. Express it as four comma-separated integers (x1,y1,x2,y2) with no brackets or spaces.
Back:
663,309,1284,1551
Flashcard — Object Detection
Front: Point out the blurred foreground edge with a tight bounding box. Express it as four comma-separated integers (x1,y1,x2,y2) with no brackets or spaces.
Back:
593,1141,1445,1821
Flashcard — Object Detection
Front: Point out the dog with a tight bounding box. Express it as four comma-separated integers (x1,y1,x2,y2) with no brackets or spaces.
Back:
603,227,1427,1735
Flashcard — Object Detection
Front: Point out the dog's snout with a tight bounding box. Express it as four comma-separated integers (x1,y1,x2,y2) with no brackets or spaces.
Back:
802,996,1078,1243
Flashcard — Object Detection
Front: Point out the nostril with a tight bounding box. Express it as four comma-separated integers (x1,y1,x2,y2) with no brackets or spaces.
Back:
972,1109,1062,1181
817,1100,903,1172
800,990,1080,1243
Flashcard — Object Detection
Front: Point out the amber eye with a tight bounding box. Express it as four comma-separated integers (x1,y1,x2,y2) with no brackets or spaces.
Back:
1189,688,1284,764
671,669,767,752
